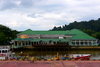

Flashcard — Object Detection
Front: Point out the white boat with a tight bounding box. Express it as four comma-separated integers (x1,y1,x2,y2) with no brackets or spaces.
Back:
0,46,13,60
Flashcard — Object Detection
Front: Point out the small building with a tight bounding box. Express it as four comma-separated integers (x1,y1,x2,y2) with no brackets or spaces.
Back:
12,29,98,50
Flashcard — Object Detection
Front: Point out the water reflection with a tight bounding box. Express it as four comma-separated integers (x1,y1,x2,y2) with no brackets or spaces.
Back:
13,49,100,59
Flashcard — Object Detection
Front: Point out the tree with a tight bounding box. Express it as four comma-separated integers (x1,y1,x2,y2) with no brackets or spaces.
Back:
82,29,95,36
0,24,19,45
0,32,6,41
52,26,57,31
51,18,100,32
0,32,7,44
92,32,100,39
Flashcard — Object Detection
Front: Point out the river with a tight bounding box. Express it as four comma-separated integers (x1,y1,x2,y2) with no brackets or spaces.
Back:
13,49,100,59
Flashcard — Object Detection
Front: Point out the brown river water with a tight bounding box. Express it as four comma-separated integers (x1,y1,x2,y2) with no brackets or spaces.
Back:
12,49,100,59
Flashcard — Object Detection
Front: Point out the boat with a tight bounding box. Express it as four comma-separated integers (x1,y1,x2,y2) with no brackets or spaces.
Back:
0,46,13,60
64,54,91,60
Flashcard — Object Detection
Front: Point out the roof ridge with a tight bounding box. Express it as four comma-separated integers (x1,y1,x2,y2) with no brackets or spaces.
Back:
70,34,97,40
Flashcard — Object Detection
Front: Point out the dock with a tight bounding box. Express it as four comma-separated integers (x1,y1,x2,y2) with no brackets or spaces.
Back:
0,61,100,67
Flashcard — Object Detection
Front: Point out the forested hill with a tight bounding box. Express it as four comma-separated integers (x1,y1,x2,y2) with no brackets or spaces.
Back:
0,24,19,45
51,18,100,39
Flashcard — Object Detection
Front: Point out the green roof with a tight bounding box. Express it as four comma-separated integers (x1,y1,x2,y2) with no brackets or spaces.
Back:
18,29,69,35
14,38,33,41
18,29,34,34
17,29,97,40
70,34,97,40
18,29,88,35
67,29,87,35
31,39,69,42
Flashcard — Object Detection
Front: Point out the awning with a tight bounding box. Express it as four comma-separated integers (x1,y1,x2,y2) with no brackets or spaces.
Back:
14,38,33,41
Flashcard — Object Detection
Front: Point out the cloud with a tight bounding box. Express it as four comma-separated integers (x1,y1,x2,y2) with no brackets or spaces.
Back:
0,0,100,31
0,0,19,10
0,0,35,11
19,0,34,7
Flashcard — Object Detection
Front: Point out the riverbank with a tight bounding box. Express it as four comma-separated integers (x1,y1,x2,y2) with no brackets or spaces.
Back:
23,46,100,49
0,60,100,67
11,46,100,51
71,46,100,49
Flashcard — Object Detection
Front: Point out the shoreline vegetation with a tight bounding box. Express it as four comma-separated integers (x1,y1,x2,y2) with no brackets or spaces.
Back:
71,46,100,49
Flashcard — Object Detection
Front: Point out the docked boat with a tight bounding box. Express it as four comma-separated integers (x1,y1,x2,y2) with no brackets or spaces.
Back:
64,54,91,60
0,46,13,60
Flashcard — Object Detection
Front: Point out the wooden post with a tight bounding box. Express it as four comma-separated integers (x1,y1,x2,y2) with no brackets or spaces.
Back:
57,52,59,57
12,44,13,51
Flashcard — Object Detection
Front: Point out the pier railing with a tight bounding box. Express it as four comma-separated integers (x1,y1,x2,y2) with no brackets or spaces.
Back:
32,44,70,47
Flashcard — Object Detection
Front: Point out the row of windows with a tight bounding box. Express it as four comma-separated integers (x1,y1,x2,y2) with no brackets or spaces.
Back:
72,42,97,44
0,50,8,53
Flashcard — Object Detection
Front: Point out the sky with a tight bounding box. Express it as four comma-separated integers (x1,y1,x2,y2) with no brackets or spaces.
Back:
0,0,100,31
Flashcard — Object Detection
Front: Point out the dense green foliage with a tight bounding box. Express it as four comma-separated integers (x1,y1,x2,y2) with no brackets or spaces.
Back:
0,24,19,45
51,18,100,39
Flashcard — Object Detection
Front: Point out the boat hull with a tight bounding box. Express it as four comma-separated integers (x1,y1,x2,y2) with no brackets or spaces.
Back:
74,55,91,60
64,54,91,60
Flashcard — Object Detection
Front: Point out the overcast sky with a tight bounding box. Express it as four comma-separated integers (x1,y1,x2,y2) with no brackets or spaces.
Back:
0,0,100,31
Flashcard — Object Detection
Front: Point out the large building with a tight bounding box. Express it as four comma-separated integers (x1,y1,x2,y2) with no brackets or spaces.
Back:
12,29,98,49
